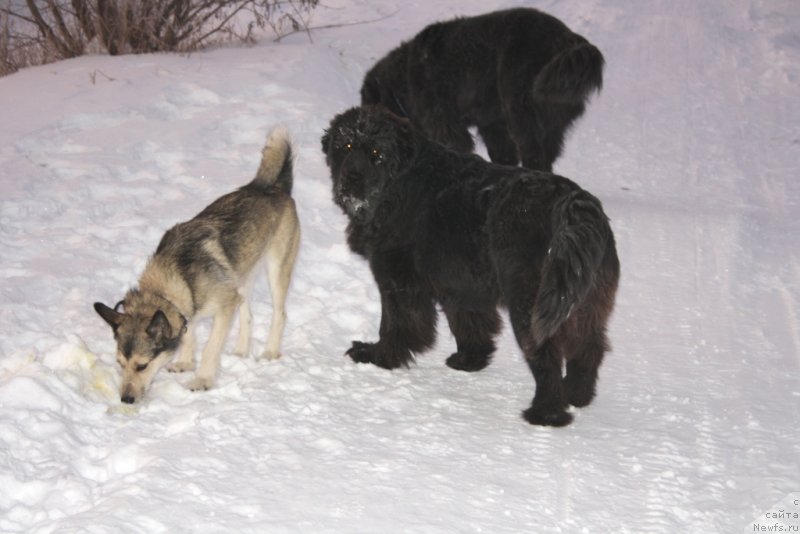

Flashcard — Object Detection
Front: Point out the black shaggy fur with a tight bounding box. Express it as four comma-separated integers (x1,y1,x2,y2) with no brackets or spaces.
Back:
361,8,604,172
322,106,620,427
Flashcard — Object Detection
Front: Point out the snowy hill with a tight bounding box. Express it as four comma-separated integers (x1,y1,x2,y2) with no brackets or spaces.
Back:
0,0,798,532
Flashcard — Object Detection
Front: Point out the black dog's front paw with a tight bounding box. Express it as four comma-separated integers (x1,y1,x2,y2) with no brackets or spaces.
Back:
522,405,573,427
563,375,596,408
446,351,491,372
345,340,413,369
346,341,376,364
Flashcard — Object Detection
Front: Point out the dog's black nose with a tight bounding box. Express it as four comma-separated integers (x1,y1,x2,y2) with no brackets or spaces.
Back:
344,169,364,184
121,394,135,404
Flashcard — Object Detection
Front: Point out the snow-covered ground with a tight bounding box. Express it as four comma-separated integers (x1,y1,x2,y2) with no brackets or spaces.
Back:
1,0,798,532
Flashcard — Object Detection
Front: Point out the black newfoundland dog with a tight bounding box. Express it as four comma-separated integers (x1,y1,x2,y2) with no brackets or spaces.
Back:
322,106,620,426
361,8,604,172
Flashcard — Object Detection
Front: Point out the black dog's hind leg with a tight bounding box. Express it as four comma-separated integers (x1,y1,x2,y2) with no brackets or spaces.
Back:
443,305,501,372
509,301,572,427
522,339,572,426
408,76,474,153
497,52,552,172
419,113,474,154
511,99,586,172
477,121,519,166
497,52,586,172
347,253,437,369
563,326,609,408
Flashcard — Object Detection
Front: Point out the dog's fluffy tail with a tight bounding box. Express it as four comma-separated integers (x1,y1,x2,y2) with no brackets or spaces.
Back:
253,126,294,195
533,39,604,103
531,190,612,346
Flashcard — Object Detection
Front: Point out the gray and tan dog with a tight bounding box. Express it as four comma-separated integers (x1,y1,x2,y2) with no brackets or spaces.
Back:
94,126,300,404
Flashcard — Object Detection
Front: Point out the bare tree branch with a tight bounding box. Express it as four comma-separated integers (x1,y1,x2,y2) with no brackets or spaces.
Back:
71,0,96,42
273,9,397,43
0,7,37,25
24,0,73,57
46,0,82,55
2,0,324,76
184,2,251,49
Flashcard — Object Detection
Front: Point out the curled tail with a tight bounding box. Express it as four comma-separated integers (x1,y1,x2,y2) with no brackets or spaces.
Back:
532,190,612,345
252,126,294,195
533,40,605,103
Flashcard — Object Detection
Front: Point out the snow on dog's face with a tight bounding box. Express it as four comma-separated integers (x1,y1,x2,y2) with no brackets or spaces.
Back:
321,106,417,220
94,293,185,404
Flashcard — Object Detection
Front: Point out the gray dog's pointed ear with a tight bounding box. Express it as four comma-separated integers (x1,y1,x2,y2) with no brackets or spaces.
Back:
94,302,124,331
321,129,331,154
146,310,172,342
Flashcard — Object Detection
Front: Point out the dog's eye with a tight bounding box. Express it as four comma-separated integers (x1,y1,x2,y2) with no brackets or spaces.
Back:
343,142,353,151
135,362,149,372
370,148,384,165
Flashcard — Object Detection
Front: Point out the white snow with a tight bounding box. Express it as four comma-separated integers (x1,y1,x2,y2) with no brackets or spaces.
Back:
1,0,798,532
